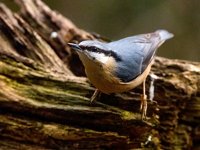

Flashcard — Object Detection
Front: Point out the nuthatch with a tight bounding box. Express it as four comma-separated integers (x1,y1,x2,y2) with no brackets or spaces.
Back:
68,30,174,119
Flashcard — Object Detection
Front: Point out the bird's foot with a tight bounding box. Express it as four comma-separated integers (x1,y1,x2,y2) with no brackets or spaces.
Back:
90,89,101,104
140,94,147,120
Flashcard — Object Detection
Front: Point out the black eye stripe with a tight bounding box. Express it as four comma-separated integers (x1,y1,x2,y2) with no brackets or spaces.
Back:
81,46,121,61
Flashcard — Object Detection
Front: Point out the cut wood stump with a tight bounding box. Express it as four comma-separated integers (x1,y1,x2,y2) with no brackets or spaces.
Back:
0,0,200,149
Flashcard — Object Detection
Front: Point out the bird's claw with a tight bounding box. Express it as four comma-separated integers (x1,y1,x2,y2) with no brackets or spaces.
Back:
140,94,147,120
90,89,101,104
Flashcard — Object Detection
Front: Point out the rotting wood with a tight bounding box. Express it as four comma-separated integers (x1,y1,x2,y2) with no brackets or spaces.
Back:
0,0,200,149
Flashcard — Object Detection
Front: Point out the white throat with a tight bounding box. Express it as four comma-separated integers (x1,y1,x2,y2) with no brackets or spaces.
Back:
86,51,109,64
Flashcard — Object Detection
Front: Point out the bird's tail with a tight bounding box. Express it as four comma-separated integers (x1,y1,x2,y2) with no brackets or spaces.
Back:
156,30,174,41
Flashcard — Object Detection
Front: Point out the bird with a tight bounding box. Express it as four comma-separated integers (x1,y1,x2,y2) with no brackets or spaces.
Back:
68,30,174,120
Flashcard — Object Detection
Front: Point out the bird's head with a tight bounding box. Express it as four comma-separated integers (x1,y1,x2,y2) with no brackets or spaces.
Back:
68,40,120,64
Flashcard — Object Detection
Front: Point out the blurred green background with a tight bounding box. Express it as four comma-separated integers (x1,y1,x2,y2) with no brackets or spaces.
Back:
1,0,200,61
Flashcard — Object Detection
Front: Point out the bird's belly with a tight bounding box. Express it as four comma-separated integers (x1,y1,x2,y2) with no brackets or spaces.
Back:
85,63,152,94
78,52,152,94
85,68,122,94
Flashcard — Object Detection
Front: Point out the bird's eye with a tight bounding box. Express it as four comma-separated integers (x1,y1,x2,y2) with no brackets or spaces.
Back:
107,52,111,56
79,45,84,49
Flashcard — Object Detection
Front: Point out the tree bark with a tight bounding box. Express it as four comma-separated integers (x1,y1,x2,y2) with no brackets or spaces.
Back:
0,0,199,149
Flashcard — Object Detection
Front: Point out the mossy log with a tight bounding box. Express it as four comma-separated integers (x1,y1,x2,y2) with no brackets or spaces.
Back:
0,0,200,149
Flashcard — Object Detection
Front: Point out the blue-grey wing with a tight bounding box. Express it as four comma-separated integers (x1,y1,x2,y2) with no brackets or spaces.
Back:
108,35,158,82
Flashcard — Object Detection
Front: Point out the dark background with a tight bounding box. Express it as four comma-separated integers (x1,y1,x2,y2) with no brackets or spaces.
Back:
2,0,200,61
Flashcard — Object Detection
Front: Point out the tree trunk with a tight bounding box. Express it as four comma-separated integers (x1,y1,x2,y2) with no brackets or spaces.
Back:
0,0,199,149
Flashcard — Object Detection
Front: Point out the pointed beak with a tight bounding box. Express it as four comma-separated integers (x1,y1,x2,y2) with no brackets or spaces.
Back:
68,43,82,51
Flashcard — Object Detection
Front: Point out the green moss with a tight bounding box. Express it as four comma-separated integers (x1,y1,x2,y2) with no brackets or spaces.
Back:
21,84,88,104
121,111,136,120
0,62,25,78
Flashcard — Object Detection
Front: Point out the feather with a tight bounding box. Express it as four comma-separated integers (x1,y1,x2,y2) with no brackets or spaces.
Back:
108,30,173,82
